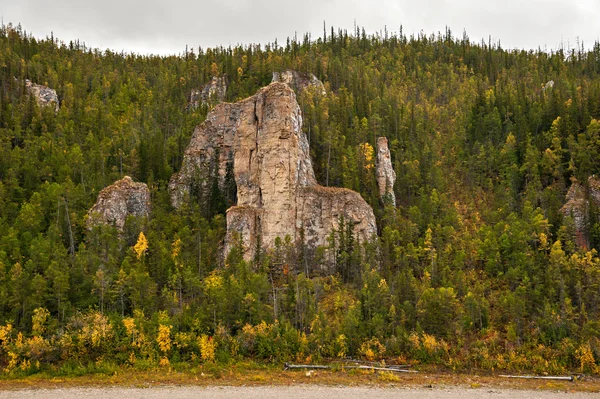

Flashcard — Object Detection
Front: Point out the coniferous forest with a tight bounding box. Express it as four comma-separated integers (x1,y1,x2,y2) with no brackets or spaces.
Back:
1,22,600,375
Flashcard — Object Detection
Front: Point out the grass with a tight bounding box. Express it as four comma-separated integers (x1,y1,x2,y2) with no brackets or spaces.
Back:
0,362,598,393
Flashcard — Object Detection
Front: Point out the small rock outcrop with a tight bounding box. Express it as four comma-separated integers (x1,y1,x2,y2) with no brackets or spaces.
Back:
25,79,59,112
543,80,555,91
588,176,600,205
88,176,151,230
376,137,396,206
187,76,228,110
272,70,326,96
171,82,376,261
561,176,600,248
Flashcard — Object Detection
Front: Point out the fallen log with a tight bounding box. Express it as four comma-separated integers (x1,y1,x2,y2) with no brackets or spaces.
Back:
284,363,331,370
499,374,574,382
344,365,418,373
283,363,417,373
326,359,413,368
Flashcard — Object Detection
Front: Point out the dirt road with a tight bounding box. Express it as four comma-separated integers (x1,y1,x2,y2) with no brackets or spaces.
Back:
0,385,596,399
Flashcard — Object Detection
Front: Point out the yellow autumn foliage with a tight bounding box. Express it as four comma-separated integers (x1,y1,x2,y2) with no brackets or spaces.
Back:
577,343,597,373
359,337,386,361
199,334,216,363
159,356,170,367
171,238,182,267
335,334,348,358
0,323,12,348
358,142,375,170
3,351,18,373
134,232,148,259
123,317,136,337
31,308,50,337
157,324,172,353
204,270,224,291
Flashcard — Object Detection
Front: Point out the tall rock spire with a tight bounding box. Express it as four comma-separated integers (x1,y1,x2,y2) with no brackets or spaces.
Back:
376,137,396,207
170,82,377,263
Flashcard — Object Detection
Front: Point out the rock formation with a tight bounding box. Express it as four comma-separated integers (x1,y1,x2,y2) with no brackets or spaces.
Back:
170,82,376,261
376,137,396,206
561,179,588,247
88,176,151,230
169,101,238,209
187,76,228,110
588,175,600,205
272,70,326,96
561,176,600,248
25,79,59,112
543,80,555,91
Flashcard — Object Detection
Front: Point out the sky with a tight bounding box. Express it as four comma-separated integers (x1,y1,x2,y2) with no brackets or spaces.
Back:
1,0,599,55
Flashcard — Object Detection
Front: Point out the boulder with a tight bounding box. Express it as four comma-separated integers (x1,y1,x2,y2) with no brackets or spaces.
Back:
88,176,151,230
543,80,555,91
25,79,59,112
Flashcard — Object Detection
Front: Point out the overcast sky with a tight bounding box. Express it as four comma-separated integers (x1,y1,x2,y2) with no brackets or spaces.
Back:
2,0,599,55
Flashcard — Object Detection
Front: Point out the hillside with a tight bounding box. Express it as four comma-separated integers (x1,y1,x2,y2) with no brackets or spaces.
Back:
0,23,600,375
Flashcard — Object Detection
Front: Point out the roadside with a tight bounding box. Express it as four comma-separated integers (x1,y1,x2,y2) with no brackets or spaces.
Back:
0,385,599,399
0,366,598,393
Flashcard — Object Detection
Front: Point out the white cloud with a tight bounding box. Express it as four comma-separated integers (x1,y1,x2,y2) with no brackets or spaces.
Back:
1,0,598,55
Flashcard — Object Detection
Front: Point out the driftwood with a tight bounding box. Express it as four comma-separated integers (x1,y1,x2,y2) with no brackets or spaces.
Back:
284,363,417,373
337,359,413,368
284,363,331,370
499,374,575,382
344,365,418,373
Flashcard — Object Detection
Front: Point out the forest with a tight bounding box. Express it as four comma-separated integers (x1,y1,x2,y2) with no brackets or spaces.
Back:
1,22,600,375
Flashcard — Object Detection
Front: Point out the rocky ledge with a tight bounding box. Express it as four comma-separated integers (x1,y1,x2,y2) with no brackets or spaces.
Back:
88,176,151,230
187,76,228,110
25,79,59,112
272,70,326,96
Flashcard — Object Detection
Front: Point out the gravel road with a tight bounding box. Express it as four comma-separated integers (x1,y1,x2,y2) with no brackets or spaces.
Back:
0,385,596,399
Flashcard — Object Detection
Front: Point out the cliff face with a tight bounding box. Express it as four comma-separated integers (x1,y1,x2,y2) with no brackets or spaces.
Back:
169,102,238,209
25,79,59,112
588,176,600,206
88,176,151,230
561,176,600,248
171,82,376,261
376,137,396,206
297,186,377,250
187,76,227,110
272,70,326,96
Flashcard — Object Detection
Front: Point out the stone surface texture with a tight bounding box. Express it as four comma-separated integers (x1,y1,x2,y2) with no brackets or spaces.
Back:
4,385,597,399
544,80,555,91
25,79,59,112
561,176,600,248
188,76,228,110
272,70,326,96
169,101,238,208
88,176,151,230
588,175,600,205
171,82,376,260
376,137,396,206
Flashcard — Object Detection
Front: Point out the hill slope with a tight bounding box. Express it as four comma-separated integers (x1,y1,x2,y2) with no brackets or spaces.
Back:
0,23,600,374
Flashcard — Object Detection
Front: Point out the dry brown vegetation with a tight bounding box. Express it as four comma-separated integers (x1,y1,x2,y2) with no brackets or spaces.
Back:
1,365,599,393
